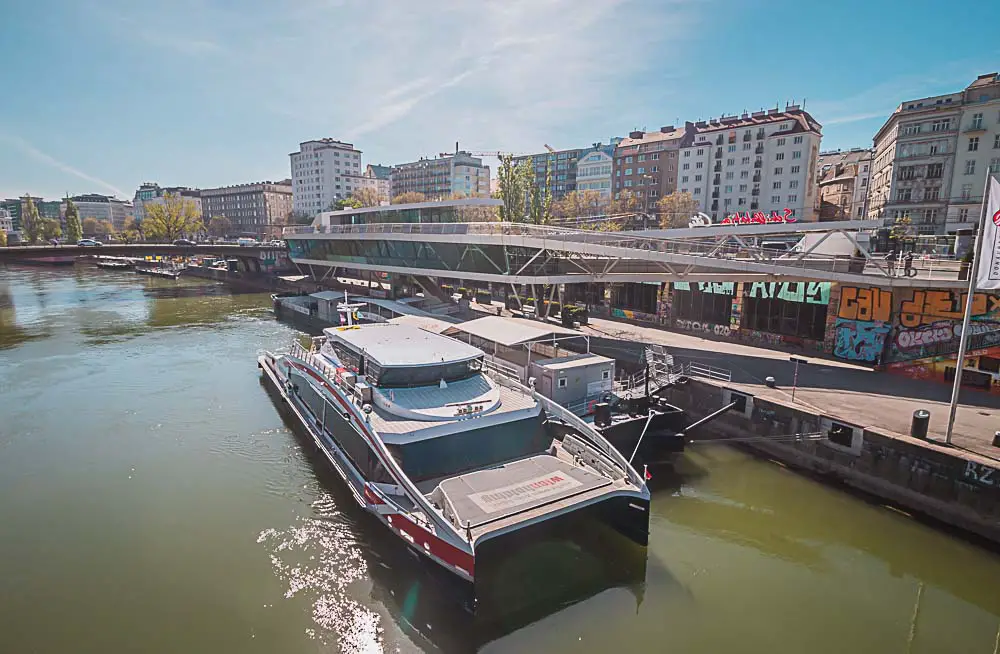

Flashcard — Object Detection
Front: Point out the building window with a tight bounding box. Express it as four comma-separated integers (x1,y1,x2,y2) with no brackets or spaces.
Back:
789,180,799,189
788,194,797,203
961,184,973,200
727,158,735,166
693,188,701,195
637,167,646,174
959,208,970,221
771,195,781,203
969,137,980,151
791,165,801,174
792,150,802,159
926,187,940,200
965,160,976,175
740,170,749,179
695,175,703,182
724,172,733,180
724,198,732,207
971,113,983,130
651,166,658,173
651,153,660,160
743,143,752,151
774,167,783,175
902,124,921,136
625,168,633,175
773,181,782,189
777,138,786,146
725,185,733,193
990,158,1000,174
684,151,690,157
638,154,646,162
793,136,803,144
696,162,704,169
739,184,748,192
682,163,690,170
682,176,689,183
728,145,737,153
927,163,943,178
931,119,951,132
776,152,785,161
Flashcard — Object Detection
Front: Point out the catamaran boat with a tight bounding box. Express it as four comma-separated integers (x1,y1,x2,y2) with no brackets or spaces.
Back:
258,307,650,596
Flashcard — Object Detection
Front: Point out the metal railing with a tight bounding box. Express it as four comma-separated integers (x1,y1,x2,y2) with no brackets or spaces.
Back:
684,361,733,382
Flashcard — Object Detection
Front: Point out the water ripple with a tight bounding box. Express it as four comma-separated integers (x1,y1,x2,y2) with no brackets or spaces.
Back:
258,507,385,653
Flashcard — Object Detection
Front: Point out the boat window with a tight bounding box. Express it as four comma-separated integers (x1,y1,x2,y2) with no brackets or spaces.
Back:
375,356,483,388
329,340,363,373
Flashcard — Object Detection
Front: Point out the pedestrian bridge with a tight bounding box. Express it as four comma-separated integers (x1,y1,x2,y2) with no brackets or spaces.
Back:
284,220,964,290
0,243,285,262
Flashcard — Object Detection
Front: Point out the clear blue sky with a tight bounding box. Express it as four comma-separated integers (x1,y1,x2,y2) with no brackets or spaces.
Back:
1,0,997,201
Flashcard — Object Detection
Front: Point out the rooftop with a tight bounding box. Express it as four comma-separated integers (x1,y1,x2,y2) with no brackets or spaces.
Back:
443,316,581,348
532,352,614,371
324,323,482,368
313,197,502,224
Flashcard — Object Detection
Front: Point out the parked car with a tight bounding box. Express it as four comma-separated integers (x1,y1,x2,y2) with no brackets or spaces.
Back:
77,239,103,247
237,238,259,247
173,238,197,247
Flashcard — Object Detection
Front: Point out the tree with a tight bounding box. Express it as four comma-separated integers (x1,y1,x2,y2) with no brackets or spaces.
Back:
64,197,83,243
96,220,115,237
329,197,363,211
40,218,62,241
656,191,701,228
889,215,915,249
82,217,99,236
391,191,426,205
552,190,609,221
287,211,313,226
495,154,532,222
208,215,232,237
121,217,141,244
0,230,7,247
142,193,204,241
580,218,622,232
528,159,552,225
611,189,641,215
351,187,382,208
22,196,41,244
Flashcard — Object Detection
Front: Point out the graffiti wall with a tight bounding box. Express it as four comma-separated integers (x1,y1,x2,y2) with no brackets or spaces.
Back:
883,288,1000,391
611,307,660,324
832,287,893,363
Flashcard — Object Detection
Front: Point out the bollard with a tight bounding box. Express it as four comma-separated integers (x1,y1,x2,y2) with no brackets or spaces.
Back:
910,409,931,440
993,431,1000,448
764,376,776,388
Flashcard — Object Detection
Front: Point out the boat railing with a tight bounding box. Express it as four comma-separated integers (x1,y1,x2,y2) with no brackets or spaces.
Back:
486,368,644,490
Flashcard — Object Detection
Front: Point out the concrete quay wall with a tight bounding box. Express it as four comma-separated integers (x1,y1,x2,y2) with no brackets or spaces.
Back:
665,378,1000,544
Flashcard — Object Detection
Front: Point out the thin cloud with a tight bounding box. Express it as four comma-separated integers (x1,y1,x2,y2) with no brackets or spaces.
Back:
0,134,127,198
823,110,893,126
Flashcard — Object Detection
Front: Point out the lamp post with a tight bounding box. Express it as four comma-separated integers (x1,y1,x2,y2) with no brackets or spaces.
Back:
789,356,807,403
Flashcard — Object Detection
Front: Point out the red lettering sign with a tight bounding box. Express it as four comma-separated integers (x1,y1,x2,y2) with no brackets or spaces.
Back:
992,209,1000,227
721,208,797,225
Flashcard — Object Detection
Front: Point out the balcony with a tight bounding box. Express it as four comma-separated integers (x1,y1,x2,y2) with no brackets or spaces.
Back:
715,136,724,145
711,191,719,199
755,144,764,154
753,160,763,169
750,202,759,210
753,173,761,182
756,131,765,140
743,133,752,142
751,188,760,196
713,176,721,186
964,122,986,133
714,149,723,159
714,163,722,172
711,201,719,211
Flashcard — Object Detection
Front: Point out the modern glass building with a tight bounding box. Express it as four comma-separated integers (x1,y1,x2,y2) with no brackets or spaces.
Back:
312,198,501,228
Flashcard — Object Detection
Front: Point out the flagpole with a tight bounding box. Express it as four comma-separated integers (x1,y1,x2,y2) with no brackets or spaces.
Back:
945,175,992,444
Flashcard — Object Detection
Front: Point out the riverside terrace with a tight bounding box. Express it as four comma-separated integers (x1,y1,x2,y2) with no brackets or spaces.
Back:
283,218,966,289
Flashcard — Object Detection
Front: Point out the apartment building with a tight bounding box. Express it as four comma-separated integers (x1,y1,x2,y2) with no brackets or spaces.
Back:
816,148,872,221
133,183,202,223
868,91,964,234
677,106,823,223
390,151,490,200
200,180,293,238
364,164,391,201
512,146,588,200
1,196,62,231
0,207,13,234
289,139,363,215
573,140,620,199
70,194,134,231
947,73,1000,231
614,126,687,212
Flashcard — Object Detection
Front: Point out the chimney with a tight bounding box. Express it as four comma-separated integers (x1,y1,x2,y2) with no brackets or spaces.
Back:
629,130,644,139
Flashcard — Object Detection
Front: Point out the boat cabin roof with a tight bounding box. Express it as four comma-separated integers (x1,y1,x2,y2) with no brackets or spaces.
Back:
323,323,483,368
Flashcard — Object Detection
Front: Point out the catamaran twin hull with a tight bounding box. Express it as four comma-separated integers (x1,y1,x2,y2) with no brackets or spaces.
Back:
257,345,650,591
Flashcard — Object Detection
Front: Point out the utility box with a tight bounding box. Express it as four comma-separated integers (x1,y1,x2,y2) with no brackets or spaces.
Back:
529,353,614,406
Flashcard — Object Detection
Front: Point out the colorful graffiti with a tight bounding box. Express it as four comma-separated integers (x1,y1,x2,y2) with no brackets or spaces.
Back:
746,281,830,305
899,290,1000,327
834,319,891,362
675,319,732,337
837,287,892,323
611,307,659,324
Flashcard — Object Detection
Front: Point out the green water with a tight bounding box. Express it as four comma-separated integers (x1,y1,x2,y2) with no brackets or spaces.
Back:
1,265,999,653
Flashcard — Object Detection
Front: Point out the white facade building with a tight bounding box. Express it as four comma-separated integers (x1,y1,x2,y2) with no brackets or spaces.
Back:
290,139,363,216
0,207,13,234
390,152,490,200
947,74,1000,231
574,144,616,198
71,194,134,232
678,106,822,223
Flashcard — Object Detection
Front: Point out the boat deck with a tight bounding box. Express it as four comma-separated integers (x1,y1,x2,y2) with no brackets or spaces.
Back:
366,383,538,437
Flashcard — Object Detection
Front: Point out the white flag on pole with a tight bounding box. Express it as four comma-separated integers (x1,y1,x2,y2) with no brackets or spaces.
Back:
976,176,1000,290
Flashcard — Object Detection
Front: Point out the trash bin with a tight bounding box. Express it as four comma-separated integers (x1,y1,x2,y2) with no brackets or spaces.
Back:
910,409,930,440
